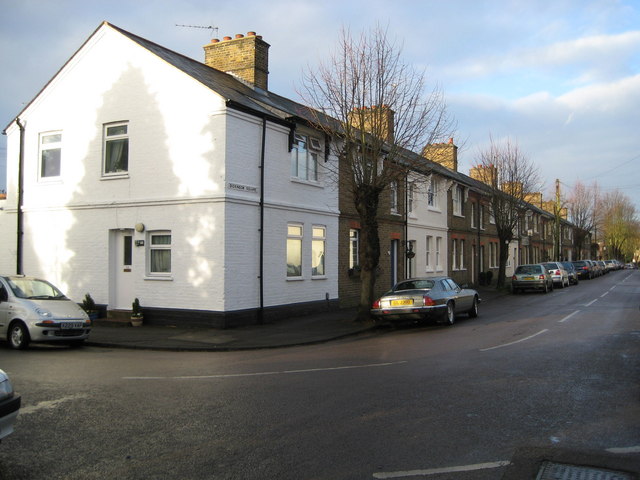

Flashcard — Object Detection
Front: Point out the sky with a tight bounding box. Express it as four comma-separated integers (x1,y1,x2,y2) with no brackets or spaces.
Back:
1,0,639,211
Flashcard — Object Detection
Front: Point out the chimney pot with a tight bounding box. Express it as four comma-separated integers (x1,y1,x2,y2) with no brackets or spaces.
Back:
235,34,244,39
223,36,232,41
448,137,454,144
211,38,220,43
247,31,256,36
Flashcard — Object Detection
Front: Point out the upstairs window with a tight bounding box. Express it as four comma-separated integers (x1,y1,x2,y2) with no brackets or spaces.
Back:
104,122,129,175
390,181,398,214
291,134,318,182
453,185,464,216
427,177,438,207
407,182,415,215
39,132,62,179
471,203,477,228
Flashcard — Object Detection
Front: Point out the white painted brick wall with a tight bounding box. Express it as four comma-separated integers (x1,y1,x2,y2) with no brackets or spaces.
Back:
1,23,340,314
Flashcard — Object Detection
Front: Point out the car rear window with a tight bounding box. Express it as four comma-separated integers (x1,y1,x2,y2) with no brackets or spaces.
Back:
572,261,587,266
516,265,541,274
395,280,435,291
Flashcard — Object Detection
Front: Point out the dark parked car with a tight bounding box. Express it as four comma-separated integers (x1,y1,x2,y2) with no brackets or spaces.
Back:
0,369,20,442
572,260,593,280
511,264,554,294
371,277,480,325
561,261,579,285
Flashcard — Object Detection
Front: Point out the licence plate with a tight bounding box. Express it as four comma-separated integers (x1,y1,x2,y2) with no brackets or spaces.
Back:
391,299,414,306
523,277,534,281
61,322,83,329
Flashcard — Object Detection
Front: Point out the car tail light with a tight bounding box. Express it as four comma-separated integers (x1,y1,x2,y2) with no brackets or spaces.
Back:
423,296,436,306
512,275,517,281
372,299,380,309
538,275,546,280
554,270,561,275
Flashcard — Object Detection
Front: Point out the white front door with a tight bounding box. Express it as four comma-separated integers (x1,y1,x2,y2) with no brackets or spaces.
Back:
110,229,134,310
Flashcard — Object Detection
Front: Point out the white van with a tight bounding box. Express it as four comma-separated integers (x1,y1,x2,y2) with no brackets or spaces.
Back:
0,275,91,349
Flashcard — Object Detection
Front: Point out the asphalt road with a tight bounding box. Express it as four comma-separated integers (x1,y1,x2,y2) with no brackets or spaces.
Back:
0,269,638,479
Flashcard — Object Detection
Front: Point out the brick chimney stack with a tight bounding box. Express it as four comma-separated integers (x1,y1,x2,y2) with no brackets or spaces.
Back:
422,138,458,171
203,32,270,90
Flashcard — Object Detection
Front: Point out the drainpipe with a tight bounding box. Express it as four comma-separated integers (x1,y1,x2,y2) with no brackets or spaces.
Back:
477,199,481,284
258,117,266,324
15,118,25,275
404,177,409,279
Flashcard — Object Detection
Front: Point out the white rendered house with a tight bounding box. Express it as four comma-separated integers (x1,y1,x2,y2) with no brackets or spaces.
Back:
1,22,339,326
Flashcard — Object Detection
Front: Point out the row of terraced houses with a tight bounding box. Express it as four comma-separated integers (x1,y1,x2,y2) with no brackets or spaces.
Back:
0,22,587,327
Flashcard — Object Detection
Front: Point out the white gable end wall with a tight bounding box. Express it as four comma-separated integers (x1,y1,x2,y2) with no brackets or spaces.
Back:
3,23,340,324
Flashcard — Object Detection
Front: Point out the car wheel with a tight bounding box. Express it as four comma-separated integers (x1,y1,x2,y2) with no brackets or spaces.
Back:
8,321,30,350
542,282,548,294
468,296,479,318
444,302,455,325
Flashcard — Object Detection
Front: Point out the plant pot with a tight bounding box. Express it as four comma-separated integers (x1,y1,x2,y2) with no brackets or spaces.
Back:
131,317,143,327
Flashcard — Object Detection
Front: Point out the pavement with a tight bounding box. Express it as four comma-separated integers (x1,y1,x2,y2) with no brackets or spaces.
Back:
86,286,508,352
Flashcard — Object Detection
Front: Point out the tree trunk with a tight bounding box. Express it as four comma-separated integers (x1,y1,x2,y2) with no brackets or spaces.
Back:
354,185,382,322
497,238,510,288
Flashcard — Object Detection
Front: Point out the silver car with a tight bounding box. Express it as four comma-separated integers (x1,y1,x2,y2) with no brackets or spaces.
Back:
511,264,554,293
371,277,480,325
0,369,20,442
542,262,570,288
0,276,91,349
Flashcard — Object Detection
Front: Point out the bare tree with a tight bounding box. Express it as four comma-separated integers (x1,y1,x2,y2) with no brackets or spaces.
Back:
472,137,541,288
299,25,452,321
567,180,599,259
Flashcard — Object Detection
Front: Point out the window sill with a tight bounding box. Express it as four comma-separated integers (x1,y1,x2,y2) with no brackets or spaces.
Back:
453,213,465,218
290,177,323,188
37,177,63,185
286,276,304,282
101,173,129,180
312,275,327,280
144,275,173,281
427,206,441,213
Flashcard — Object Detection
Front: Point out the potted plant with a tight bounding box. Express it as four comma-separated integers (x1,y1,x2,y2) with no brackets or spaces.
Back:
131,298,143,327
81,293,99,321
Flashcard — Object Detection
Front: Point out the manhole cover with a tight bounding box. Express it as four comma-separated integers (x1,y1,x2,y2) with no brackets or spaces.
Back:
536,461,634,480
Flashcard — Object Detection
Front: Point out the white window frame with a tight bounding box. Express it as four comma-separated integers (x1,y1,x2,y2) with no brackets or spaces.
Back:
427,177,438,208
39,131,62,180
436,236,442,271
312,226,326,278
471,202,477,229
425,235,432,271
390,181,398,215
349,229,360,269
407,182,415,216
287,223,303,278
103,122,129,176
453,185,464,216
460,239,465,270
291,134,318,182
147,231,172,277
452,239,458,270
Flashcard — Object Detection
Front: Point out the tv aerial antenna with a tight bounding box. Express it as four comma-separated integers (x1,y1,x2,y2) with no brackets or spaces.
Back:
175,23,219,36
